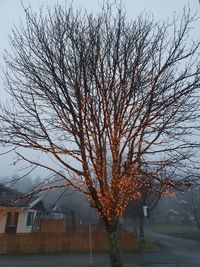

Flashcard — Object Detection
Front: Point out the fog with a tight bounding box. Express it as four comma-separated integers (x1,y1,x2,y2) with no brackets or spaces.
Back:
0,0,199,179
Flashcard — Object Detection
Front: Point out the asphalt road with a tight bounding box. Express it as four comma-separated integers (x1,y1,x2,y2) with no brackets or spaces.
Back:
0,232,200,267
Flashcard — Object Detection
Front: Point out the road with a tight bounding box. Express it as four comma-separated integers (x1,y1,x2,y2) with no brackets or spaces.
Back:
0,232,200,266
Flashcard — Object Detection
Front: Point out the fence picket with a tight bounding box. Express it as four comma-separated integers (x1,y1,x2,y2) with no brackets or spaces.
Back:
0,226,138,254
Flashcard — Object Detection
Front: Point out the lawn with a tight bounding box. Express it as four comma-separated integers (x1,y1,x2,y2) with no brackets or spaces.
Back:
144,224,200,241
138,236,160,251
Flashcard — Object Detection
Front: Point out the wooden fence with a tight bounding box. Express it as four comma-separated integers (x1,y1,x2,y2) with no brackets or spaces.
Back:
38,218,68,233
0,226,138,254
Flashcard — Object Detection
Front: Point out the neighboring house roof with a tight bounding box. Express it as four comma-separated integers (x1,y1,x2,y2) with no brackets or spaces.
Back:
0,184,42,208
166,208,190,217
166,209,179,215
48,204,75,215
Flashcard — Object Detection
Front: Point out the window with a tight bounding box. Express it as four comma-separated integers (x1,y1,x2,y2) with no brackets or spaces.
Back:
6,212,18,227
5,212,19,233
26,211,34,226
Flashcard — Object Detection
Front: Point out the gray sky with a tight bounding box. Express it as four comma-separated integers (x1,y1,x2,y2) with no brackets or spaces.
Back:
0,0,199,179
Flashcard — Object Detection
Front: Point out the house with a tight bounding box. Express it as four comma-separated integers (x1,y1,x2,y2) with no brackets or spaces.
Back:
0,184,44,233
165,208,190,225
40,204,80,232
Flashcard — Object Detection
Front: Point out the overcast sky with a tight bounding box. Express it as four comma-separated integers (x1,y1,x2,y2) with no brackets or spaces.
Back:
0,0,199,179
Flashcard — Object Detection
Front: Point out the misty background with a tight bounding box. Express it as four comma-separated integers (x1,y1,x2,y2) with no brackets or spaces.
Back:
0,0,200,228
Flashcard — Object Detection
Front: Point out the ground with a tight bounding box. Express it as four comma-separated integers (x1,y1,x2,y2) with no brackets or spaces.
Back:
145,224,200,241
0,224,200,266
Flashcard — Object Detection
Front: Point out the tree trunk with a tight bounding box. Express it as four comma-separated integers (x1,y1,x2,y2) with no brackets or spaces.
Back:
138,216,145,243
193,209,200,230
106,219,123,267
133,216,138,235
191,196,200,230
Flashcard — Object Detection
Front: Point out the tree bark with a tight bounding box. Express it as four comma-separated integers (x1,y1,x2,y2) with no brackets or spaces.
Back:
138,216,145,243
106,219,123,267
193,209,200,230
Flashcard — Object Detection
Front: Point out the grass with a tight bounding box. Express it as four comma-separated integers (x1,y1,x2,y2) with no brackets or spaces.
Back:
145,224,200,241
138,236,159,251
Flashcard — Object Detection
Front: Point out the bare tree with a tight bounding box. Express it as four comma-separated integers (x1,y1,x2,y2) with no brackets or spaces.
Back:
177,185,200,229
187,186,200,228
125,187,161,241
124,169,173,242
0,3,200,267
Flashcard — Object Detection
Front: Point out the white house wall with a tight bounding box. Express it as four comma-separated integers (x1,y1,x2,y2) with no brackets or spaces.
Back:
0,207,37,233
0,209,7,233
16,209,37,233
0,207,23,233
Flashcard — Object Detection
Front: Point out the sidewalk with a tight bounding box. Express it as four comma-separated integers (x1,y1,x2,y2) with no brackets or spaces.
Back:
0,252,199,267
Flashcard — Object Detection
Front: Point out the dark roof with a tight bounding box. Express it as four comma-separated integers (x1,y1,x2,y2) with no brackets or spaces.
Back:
0,184,41,208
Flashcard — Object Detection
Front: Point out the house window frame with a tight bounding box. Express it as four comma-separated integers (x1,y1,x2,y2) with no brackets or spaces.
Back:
26,211,35,226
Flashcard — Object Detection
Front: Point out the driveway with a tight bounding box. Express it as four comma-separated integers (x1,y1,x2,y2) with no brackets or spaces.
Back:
148,231,200,262
124,231,200,266
0,232,200,266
